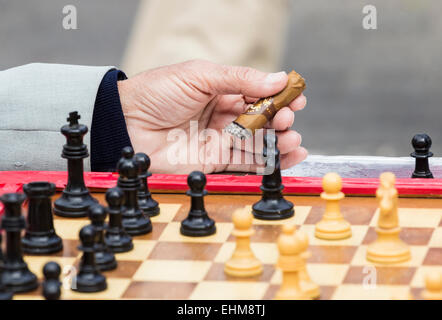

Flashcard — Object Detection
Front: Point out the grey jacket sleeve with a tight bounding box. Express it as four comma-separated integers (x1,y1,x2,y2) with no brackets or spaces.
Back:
0,63,115,171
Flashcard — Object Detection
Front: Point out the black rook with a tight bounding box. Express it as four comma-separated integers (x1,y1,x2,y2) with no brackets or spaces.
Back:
0,193,38,293
22,182,63,254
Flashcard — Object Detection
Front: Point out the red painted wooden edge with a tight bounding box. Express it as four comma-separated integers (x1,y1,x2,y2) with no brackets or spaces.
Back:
1,171,442,196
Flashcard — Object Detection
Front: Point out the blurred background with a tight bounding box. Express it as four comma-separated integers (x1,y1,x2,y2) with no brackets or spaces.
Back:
1,0,441,157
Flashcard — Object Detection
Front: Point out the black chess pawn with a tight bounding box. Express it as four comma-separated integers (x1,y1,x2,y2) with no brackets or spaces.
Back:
135,153,160,217
252,134,294,220
22,182,63,254
411,133,434,179
180,171,216,237
104,187,133,253
54,111,98,218
88,204,117,271
42,262,62,300
117,147,152,236
0,193,38,293
0,233,13,300
72,225,107,293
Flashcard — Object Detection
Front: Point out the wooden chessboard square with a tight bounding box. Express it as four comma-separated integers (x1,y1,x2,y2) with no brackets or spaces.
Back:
204,263,275,282
132,260,212,282
173,201,242,223
227,225,282,243
104,261,143,278
307,245,358,264
298,225,369,246
369,208,442,228
422,248,442,265
343,266,416,285
189,281,269,300
53,219,90,240
215,242,278,264
148,242,222,261
62,278,132,300
135,222,167,241
410,266,442,287
264,284,336,300
251,206,312,226
304,205,376,226
331,284,413,300
159,222,233,243
116,240,157,261
270,264,349,286
351,245,429,267
47,239,80,257
150,204,182,223
428,227,442,247
122,281,197,300
25,256,77,279
362,227,435,246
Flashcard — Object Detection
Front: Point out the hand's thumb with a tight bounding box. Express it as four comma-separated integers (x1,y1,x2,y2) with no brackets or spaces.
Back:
195,61,289,98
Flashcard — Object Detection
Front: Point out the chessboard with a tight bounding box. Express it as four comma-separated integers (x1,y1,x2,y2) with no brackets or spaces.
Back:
12,192,442,300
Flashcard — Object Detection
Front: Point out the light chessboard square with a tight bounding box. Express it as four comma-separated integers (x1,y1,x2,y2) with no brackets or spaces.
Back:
189,281,269,300
151,204,182,223
132,260,212,282
370,208,442,228
159,222,233,243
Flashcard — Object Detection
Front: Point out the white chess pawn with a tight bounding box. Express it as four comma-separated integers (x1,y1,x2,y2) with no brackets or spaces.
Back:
274,225,310,300
315,173,352,240
299,243,320,299
224,208,263,277
422,272,442,300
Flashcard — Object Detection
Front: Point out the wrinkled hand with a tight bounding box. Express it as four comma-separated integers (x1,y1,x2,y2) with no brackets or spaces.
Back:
118,60,307,174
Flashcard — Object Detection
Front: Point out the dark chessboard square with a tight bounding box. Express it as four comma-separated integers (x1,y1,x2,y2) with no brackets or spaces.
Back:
173,201,243,223
204,263,275,282
122,281,197,300
136,222,167,241
148,242,222,261
423,248,442,265
304,204,376,226
362,227,434,246
343,266,416,285
227,225,282,243
103,261,143,278
263,284,336,300
308,246,357,264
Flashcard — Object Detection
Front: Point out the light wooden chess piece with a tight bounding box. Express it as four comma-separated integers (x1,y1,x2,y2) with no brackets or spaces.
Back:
274,225,310,300
224,208,263,277
422,271,442,300
315,172,352,240
366,172,411,264
299,248,320,299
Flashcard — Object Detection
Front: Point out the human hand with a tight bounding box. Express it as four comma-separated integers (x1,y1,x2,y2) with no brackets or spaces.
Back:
118,60,307,174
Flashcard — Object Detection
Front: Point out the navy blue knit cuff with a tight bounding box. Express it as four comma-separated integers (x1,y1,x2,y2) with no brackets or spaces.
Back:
91,69,132,172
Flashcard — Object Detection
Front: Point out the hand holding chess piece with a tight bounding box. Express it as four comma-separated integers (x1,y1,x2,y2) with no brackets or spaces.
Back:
315,172,352,240
366,172,411,264
224,208,262,277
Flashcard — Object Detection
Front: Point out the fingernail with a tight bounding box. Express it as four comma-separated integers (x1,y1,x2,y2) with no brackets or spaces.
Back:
265,71,287,83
